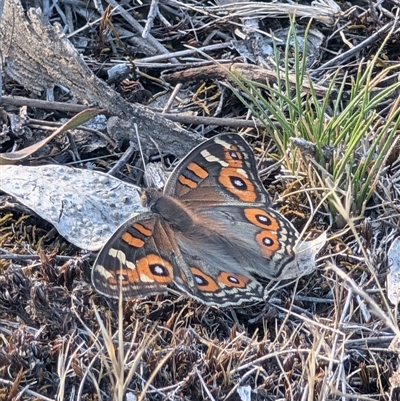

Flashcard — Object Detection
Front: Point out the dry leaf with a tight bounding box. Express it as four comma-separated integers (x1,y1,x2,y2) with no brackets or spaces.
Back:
1,165,146,250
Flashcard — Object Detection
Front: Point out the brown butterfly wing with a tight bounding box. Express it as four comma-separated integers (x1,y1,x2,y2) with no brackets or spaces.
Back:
174,246,265,307
92,212,178,299
164,133,271,207
191,205,299,280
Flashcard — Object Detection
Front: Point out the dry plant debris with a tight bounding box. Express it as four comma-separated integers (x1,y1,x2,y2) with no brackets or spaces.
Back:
0,0,400,400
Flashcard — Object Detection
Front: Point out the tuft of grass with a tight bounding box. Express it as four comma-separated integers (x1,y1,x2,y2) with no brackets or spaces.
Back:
228,21,400,221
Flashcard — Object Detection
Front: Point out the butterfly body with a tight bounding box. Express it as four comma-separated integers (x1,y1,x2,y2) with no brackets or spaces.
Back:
92,134,300,307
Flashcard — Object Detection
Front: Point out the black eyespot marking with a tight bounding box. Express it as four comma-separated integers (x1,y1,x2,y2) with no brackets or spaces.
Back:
195,274,208,286
262,237,274,247
150,264,170,277
257,214,272,226
230,150,239,159
230,176,247,190
227,275,239,284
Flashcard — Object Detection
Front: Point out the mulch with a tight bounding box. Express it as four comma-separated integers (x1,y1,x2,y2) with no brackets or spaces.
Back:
1,0,400,400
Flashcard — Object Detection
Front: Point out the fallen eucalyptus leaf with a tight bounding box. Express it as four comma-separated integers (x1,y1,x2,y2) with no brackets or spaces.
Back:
1,164,146,250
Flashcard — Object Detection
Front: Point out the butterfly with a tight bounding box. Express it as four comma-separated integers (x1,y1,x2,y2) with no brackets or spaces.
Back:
92,133,301,307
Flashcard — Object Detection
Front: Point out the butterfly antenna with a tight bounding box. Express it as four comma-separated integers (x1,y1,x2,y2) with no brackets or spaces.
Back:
133,123,147,174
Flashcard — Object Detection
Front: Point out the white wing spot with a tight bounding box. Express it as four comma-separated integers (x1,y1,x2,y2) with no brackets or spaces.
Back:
96,264,113,279
139,274,154,283
233,178,245,187
109,248,126,263
237,168,248,178
201,149,228,167
214,137,233,148
109,248,137,270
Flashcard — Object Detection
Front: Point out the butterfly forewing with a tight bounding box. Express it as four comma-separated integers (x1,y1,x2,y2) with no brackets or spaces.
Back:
165,134,271,207
92,213,176,299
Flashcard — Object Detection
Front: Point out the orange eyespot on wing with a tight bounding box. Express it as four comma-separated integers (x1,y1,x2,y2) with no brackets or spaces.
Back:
255,231,280,258
136,254,174,284
107,267,140,286
223,145,244,168
190,267,219,292
184,266,264,307
217,272,250,288
244,209,280,230
218,168,257,202
92,248,175,298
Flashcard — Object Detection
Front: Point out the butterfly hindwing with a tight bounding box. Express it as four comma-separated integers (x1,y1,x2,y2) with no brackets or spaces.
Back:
192,205,299,279
175,251,265,307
